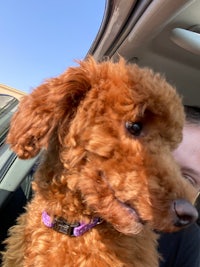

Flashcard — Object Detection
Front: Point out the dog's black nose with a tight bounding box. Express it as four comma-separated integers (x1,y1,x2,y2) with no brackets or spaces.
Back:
172,199,198,227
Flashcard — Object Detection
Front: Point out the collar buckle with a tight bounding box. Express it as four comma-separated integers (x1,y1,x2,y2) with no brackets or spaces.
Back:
53,217,79,236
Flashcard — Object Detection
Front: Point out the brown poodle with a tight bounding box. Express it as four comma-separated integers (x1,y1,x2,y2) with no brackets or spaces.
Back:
2,57,198,267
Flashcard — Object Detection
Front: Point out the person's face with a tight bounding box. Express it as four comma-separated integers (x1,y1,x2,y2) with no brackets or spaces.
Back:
173,123,200,191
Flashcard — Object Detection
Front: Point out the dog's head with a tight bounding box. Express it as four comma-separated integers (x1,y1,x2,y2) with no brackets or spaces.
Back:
7,57,198,235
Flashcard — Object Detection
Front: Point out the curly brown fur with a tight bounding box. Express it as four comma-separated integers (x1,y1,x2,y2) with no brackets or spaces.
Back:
2,57,197,266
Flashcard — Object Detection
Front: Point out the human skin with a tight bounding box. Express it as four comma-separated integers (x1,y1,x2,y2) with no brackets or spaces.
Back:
173,123,200,191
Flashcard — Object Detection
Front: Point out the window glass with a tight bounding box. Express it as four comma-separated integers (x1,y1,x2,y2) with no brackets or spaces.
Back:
0,94,18,145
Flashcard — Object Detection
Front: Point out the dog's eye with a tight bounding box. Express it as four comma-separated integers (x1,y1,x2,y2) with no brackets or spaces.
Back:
125,121,143,136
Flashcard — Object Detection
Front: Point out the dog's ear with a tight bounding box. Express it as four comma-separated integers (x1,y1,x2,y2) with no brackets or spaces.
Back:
7,63,91,159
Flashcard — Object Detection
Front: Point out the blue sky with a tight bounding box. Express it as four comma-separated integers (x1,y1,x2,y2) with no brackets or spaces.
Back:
0,1,105,93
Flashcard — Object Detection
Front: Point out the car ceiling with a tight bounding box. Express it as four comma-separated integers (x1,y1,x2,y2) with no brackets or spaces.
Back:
89,0,200,106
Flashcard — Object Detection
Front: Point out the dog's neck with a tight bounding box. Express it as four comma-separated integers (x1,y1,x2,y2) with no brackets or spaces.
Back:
42,211,103,237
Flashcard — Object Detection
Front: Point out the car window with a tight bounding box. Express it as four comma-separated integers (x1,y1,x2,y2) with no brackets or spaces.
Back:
0,94,18,183
0,94,18,146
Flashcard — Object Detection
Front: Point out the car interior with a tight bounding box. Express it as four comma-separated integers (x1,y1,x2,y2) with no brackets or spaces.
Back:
0,0,200,253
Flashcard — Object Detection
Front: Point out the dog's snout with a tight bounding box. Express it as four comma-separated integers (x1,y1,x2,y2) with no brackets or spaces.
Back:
172,199,198,227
